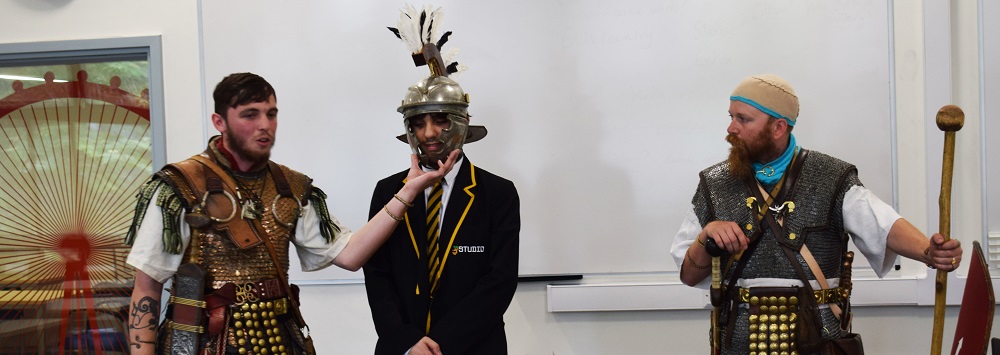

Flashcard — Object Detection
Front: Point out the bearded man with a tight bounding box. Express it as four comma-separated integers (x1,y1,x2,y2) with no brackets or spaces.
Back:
124,72,456,354
670,74,963,354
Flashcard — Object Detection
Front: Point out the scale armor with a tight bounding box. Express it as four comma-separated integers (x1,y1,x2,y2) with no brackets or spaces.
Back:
173,160,308,289
692,150,861,354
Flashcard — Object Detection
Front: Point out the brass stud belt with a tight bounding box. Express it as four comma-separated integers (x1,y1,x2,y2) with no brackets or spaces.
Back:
231,299,290,355
738,286,848,304
747,294,799,355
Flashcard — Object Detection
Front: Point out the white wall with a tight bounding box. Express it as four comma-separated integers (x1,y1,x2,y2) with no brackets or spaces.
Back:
0,0,994,354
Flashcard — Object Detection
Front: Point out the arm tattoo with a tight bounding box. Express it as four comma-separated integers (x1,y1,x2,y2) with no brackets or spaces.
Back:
129,296,160,349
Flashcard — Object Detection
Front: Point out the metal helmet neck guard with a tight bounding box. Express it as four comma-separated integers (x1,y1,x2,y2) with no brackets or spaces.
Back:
389,5,486,169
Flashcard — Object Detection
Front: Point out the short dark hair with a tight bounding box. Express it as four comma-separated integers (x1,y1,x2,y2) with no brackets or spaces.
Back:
213,72,276,117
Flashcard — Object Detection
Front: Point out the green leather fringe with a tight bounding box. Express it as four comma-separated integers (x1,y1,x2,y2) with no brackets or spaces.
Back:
308,187,341,243
124,178,187,254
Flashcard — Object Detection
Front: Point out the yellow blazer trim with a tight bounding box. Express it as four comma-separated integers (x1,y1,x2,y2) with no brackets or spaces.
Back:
404,213,420,260
430,164,477,294
402,177,421,260
402,177,422,295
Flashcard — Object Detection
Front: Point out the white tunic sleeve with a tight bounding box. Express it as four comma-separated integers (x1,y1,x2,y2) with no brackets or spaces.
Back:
670,206,713,288
671,205,703,269
842,185,902,278
292,202,353,272
125,187,190,283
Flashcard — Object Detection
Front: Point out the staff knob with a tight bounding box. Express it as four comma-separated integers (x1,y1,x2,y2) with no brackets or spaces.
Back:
935,105,965,132
704,238,728,257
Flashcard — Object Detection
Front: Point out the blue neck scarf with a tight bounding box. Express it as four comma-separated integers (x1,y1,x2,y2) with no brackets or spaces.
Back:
752,134,797,185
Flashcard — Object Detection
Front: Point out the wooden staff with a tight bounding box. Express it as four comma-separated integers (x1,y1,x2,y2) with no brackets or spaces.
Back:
930,104,963,355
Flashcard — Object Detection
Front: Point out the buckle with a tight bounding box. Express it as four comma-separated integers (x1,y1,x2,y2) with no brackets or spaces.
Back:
273,298,288,315
814,289,827,303
810,288,844,304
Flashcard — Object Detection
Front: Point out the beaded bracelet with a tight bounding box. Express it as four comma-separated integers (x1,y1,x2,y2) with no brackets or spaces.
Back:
687,253,710,270
383,204,404,221
393,194,414,207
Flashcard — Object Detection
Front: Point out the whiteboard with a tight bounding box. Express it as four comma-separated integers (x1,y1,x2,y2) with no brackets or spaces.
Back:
985,0,1000,236
200,0,893,282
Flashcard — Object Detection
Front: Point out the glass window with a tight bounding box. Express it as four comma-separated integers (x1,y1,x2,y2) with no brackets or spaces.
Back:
0,49,153,354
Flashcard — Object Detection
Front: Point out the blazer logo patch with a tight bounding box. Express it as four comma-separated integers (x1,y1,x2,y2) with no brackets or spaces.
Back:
451,245,485,255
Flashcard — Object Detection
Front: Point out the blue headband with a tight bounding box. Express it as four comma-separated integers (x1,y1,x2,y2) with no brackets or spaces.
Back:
731,96,797,127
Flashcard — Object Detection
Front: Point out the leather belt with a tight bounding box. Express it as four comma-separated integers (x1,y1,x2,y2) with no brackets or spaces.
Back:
737,286,848,304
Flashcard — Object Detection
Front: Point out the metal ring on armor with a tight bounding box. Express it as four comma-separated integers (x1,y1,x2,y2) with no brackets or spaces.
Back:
271,194,303,228
201,189,238,223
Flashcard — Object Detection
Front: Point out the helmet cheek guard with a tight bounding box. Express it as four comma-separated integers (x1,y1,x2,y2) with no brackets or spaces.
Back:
404,113,469,168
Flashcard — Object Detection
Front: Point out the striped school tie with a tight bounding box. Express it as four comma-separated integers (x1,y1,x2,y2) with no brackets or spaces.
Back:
426,182,444,293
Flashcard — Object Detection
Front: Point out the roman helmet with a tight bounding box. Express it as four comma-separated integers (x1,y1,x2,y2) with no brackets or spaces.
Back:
389,5,486,168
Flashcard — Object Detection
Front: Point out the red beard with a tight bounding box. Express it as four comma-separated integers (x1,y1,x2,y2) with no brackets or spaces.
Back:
726,127,778,181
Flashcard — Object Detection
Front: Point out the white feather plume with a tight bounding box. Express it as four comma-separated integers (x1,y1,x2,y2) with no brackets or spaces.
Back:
420,7,433,44
442,47,460,67
396,4,423,53
451,64,469,77
444,47,467,77
396,4,448,54
393,4,465,76
426,7,444,46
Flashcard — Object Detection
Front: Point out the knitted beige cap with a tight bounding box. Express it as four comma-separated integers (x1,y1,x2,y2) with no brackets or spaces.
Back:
730,74,799,126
